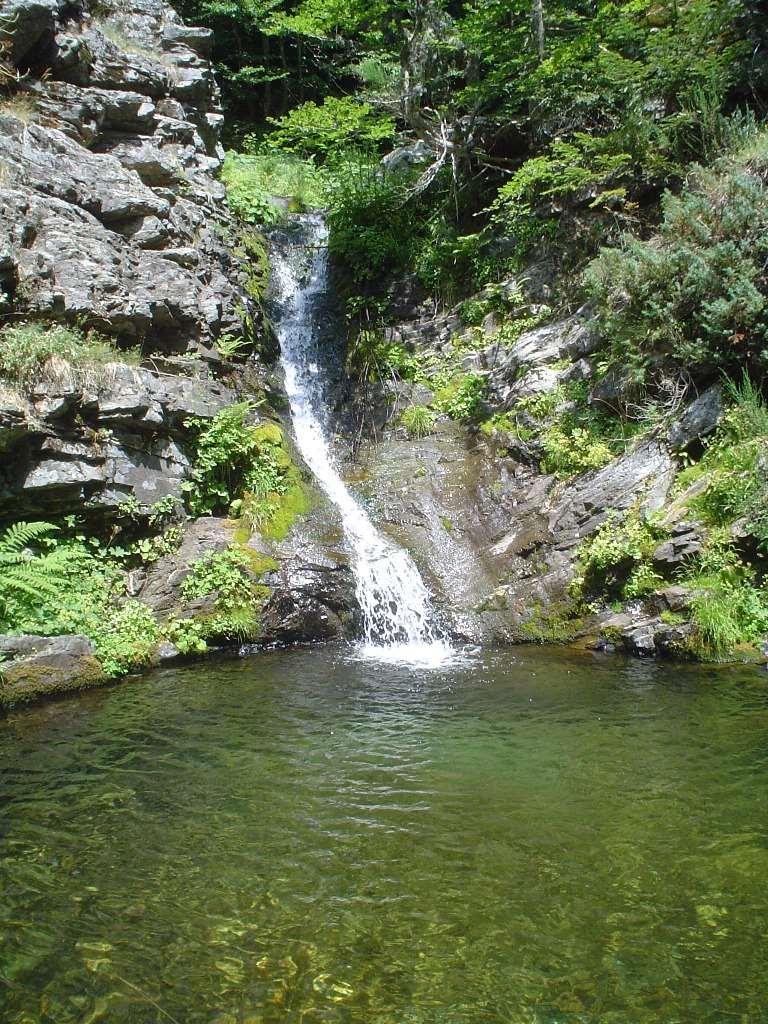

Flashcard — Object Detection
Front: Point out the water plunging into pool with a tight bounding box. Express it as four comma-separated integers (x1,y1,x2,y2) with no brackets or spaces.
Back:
269,214,454,667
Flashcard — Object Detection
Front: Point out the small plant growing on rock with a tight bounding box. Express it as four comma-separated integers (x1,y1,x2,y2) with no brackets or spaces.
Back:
0,322,139,391
183,404,289,517
180,546,271,641
434,373,487,422
570,510,665,603
400,405,437,438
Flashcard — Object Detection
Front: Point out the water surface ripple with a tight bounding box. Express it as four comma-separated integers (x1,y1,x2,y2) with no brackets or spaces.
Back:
1,647,768,1022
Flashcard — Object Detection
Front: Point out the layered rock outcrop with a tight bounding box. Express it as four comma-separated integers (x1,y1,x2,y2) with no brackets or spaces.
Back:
0,0,265,518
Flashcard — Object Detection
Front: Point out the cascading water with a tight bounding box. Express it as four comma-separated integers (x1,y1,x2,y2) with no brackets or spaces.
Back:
269,214,455,667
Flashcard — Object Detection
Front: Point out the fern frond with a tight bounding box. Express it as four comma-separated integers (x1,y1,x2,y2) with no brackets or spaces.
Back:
1,567,59,600
0,521,58,555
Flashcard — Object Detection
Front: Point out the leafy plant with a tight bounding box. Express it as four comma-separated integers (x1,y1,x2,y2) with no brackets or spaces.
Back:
97,602,160,677
676,375,768,550
0,521,161,677
570,510,665,602
680,540,768,659
222,149,326,225
266,96,395,159
540,424,614,479
327,160,416,282
434,373,487,422
585,127,768,383
0,522,72,624
180,547,270,641
183,404,289,517
346,332,420,383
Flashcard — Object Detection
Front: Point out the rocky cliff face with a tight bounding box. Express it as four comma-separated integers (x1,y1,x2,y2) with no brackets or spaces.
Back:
0,0,359,703
351,293,727,659
0,0,262,517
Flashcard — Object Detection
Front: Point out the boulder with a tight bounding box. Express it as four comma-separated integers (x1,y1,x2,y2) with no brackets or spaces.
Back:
0,0,58,67
652,522,705,569
667,385,723,450
0,122,169,223
0,634,105,706
548,440,677,548
620,619,658,657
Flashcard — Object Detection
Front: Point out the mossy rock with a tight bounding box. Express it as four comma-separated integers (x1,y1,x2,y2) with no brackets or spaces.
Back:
0,637,106,708
253,421,285,446
259,481,312,542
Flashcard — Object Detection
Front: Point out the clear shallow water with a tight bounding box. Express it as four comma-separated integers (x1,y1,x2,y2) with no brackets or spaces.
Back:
1,647,768,1024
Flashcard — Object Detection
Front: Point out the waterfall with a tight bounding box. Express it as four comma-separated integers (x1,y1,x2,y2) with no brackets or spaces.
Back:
268,214,454,667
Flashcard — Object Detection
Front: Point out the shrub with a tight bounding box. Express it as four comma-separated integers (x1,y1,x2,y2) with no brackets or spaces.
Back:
414,229,501,305
681,540,768,659
327,160,415,282
265,97,395,160
434,373,487,422
0,322,139,391
345,332,420,383
183,405,289,517
540,424,614,479
676,376,768,550
585,128,768,383
96,601,160,677
401,405,437,438
222,150,324,224
180,547,269,641
570,510,664,602
0,521,160,677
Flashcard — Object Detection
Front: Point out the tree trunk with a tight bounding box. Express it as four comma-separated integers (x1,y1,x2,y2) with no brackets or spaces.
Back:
532,0,545,62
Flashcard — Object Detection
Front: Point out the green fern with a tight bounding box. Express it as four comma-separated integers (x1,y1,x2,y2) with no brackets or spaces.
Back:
0,521,67,625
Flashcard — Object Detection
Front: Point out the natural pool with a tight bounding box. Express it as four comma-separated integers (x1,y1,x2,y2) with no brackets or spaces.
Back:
1,647,767,1023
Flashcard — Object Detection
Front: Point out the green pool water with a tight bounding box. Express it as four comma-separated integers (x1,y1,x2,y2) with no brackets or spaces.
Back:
1,646,768,1023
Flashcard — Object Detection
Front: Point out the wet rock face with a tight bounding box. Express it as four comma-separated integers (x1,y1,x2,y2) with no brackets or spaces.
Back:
0,0,251,353
137,514,359,646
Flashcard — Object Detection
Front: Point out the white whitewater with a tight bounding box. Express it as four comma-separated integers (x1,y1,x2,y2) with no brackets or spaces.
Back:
269,214,454,667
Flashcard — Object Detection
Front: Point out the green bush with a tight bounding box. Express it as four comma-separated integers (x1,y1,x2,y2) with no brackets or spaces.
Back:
585,128,768,383
327,161,414,282
265,97,395,160
400,405,437,438
570,510,664,602
414,229,502,305
222,151,324,224
515,384,629,479
675,376,768,550
180,547,270,641
434,373,487,422
97,602,160,677
183,405,289,517
0,322,139,390
345,331,420,383
540,424,614,479
681,541,768,659
0,521,160,678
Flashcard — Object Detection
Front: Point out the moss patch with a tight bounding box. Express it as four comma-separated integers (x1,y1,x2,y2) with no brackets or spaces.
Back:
259,480,312,542
517,603,585,644
0,655,106,708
